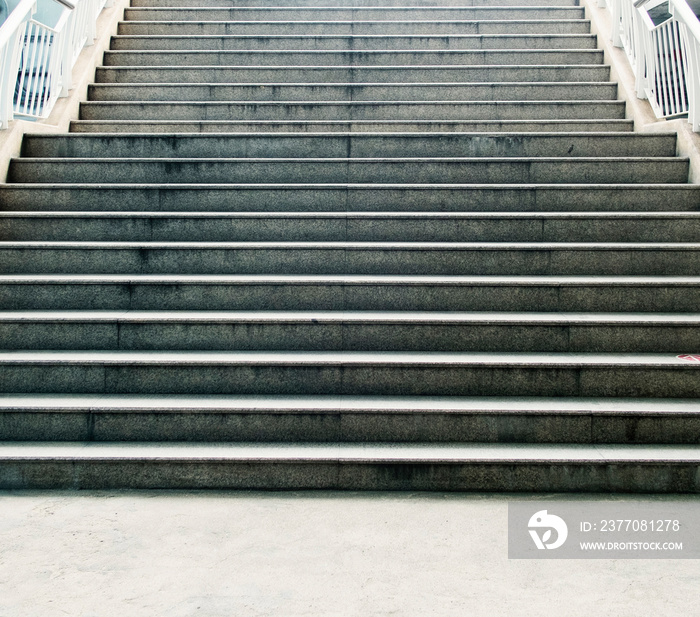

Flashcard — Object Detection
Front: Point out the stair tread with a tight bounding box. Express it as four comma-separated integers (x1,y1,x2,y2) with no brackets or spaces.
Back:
27,130,651,136
112,33,597,38
2,310,700,323
80,100,623,104
94,62,608,68
3,240,700,250
0,441,698,462
4,274,700,282
3,211,699,220
5,182,691,188
2,393,700,414
104,48,599,52
1,350,699,366
15,156,680,161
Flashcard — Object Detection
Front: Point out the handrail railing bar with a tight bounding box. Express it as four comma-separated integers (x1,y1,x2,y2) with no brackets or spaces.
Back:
0,0,35,50
672,23,687,111
14,24,28,115
37,25,52,114
22,22,35,115
670,0,700,40
661,25,673,113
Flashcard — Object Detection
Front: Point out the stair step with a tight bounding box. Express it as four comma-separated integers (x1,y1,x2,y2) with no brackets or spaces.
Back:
129,0,584,7
1,394,699,444
2,274,699,312
0,441,697,491
2,311,699,353
0,350,698,397
2,184,695,212
1,0,696,494
116,19,594,36
109,33,598,51
86,82,618,102
69,119,636,133
122,8,587,22
102,49,604,66
24,133,671,159
4,211,699,242
9,157,688,184
77,100,627,122
1,241,699,275
94,64,611,83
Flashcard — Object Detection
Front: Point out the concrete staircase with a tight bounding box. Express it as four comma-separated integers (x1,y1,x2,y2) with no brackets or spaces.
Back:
0,0,699,491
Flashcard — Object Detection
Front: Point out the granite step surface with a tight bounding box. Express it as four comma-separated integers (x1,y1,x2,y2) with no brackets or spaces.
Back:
77,100,628,122
0,441,697,491
121,7,587,22
1,311,699,353
4,211,699,242
0,350,699,397
1,241,700,275
116,19,594,36
1,274,699,312
1,394,699,444
128,0,584,7
0,0,696,493
101,49,604,66
68,119,636,133
94,65,612,83
85,82,618,102
8,157,688,184
109,33,599,51
5,184,697,212
22,133,671,159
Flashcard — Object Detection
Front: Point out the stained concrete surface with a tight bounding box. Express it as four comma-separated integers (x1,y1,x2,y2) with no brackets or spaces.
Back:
0,491,697,616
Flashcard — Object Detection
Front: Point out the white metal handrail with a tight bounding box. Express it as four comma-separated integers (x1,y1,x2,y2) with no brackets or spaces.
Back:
671,0,700,129
636,0,690,117
0,0,108,127
0,0,36,127
13,5,70,119
607,0,700,130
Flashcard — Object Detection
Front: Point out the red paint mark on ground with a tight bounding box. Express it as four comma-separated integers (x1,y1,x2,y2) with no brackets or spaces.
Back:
677,354,700,361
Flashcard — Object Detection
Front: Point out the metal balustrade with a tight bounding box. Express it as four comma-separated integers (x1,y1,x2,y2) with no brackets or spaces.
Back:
0,0,110,128
607,0,700,129
671,0,700,129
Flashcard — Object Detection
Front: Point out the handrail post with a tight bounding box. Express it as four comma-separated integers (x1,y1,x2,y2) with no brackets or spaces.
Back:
59,7,73,94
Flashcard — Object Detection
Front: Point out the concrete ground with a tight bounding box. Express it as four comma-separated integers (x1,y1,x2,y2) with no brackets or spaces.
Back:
0,491,697,617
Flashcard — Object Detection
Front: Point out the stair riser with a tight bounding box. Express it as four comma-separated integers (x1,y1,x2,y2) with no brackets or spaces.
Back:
1,247,699,275
0,362,698,397
116,20,594,36
110,34,598,51
2,412,699,445
0,460,696,492
24,134,670,159
69,120,636,133
86,83,618,102
2,186,696,212
4,216,698,242
3,322,700,353
78,101,628,122
122,8,587,21
9,160,686,184
94,66,611,84
2,282,699,312
102,50,604,66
